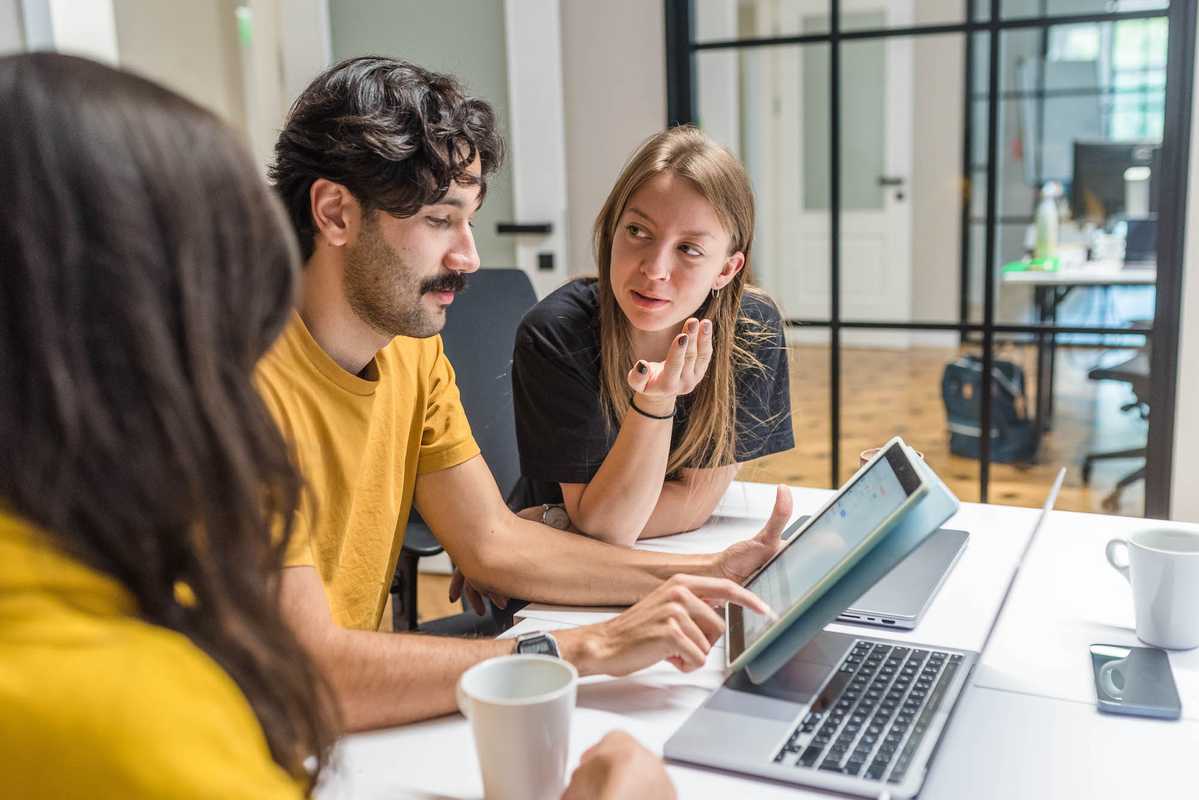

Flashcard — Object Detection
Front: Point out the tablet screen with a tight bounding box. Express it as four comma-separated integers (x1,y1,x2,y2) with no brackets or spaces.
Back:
732,444,923,660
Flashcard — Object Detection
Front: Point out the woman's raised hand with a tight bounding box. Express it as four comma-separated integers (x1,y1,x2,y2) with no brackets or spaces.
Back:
626,317,713,400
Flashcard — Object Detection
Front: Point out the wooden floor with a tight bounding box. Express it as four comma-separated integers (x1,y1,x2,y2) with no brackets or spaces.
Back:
416,577,459,625
418,341,1148,622
739,342,1147,514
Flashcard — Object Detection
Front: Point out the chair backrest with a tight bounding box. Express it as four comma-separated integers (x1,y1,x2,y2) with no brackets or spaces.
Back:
1087,348,1152,402
435,268,537,501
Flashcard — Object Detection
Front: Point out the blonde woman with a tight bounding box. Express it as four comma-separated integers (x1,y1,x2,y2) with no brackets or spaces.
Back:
511,126,793,545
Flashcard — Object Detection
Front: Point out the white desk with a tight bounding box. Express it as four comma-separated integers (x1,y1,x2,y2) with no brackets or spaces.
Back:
1000,262,1156,287
317,482,1199,799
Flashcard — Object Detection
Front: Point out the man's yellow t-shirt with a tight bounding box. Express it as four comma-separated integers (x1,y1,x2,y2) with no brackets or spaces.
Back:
0,513,303,799
256,313,479,631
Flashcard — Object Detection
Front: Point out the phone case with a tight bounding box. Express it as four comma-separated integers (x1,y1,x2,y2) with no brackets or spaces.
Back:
1090,643,1182,720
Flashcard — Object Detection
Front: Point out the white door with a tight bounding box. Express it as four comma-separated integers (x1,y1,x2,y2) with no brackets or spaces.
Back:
751,0,914,346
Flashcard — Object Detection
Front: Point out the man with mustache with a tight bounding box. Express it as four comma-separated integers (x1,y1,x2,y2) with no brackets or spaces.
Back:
258,56,794,733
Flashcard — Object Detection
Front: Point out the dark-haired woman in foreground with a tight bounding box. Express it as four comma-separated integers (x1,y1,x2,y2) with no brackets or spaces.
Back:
0,52,336,796
0,52,674,799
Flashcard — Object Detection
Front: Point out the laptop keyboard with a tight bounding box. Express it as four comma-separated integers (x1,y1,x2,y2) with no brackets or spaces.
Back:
773,641,962,784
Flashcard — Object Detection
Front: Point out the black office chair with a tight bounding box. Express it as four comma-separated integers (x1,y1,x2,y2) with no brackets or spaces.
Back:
1081,345,1150,513
391,268,537,634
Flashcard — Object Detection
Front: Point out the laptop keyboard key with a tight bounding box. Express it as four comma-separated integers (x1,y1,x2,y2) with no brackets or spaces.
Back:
799,746,823,767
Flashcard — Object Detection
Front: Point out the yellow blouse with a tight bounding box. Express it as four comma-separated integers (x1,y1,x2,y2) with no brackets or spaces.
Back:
0,512,304,799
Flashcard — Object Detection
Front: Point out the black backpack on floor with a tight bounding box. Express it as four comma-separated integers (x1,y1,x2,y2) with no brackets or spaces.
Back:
941,355,1040,464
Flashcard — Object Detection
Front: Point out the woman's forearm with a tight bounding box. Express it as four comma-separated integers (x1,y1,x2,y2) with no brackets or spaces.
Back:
568,450,738,546
565,393,676,545
635,464,738,539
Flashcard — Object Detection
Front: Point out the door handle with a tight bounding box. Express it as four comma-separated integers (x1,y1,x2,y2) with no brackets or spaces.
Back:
877,176,906,187
496,222,553,235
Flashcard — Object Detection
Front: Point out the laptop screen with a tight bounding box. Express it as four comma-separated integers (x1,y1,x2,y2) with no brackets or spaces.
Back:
736,444,923,657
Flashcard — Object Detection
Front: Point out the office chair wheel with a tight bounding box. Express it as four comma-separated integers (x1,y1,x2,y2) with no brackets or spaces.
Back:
1101,489,1122,514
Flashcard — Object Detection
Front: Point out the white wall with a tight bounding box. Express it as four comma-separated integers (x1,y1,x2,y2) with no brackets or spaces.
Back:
329,0,516,268
47,0,117,62
109,0,327,173
0,0,23,54
277,0,331,104
17,0,118,62
560,0,666,277
112,0,244,127
1170,16,1199,522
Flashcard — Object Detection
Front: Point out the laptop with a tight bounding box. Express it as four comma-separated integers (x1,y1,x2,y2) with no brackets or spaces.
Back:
839,528,969,629
665,468,1066,799
784,516,970,630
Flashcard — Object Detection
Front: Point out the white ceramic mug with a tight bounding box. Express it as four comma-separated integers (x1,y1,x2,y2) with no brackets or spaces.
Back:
1106,528,1199,650
457,654,577,800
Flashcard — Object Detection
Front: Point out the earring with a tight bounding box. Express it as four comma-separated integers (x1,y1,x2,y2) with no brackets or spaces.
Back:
711,286,721,299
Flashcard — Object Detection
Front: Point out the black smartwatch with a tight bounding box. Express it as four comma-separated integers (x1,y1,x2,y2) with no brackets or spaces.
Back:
514,630,560,658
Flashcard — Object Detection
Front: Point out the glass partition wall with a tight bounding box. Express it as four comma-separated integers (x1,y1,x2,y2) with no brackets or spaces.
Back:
669,0,1194,516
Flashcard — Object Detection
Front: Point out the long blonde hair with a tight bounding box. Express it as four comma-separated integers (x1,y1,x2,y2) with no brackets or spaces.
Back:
595,126,772,475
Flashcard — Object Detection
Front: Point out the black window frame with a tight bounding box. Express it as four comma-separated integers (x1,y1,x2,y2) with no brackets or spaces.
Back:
665,0,1195,516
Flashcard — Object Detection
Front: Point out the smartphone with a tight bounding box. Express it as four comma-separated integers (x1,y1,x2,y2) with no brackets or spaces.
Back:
1090,643,1182,720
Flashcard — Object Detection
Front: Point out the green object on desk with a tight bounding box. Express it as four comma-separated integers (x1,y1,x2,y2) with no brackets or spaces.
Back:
1003,257,1060,273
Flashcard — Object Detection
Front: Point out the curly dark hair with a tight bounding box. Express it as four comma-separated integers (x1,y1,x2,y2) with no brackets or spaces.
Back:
271,56,505,259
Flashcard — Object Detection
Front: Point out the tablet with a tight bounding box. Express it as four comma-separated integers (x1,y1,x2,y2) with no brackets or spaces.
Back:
726,438,929,672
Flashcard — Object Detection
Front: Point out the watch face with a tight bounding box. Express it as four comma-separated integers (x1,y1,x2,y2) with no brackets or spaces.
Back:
519,633,560,657
523,638,555,655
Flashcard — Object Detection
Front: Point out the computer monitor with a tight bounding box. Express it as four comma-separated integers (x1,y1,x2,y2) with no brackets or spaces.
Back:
1071,140,1161,224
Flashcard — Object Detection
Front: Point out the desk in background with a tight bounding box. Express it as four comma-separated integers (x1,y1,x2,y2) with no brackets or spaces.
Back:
1001,261,1156,440
318,481,1198,799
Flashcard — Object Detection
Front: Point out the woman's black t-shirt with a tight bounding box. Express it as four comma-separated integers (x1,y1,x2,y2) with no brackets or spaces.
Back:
509,278,794,509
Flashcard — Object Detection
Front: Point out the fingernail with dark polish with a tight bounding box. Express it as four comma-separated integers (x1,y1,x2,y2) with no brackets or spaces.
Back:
637,361,647,374
679,334,689,346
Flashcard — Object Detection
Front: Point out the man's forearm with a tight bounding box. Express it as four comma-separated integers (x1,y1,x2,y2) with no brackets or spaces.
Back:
315,628,511,730
459,513,717,606
309,624,602,731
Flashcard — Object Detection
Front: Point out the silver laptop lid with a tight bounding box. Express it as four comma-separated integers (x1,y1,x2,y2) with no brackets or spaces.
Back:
841,527,970,626
976,468,1066,659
